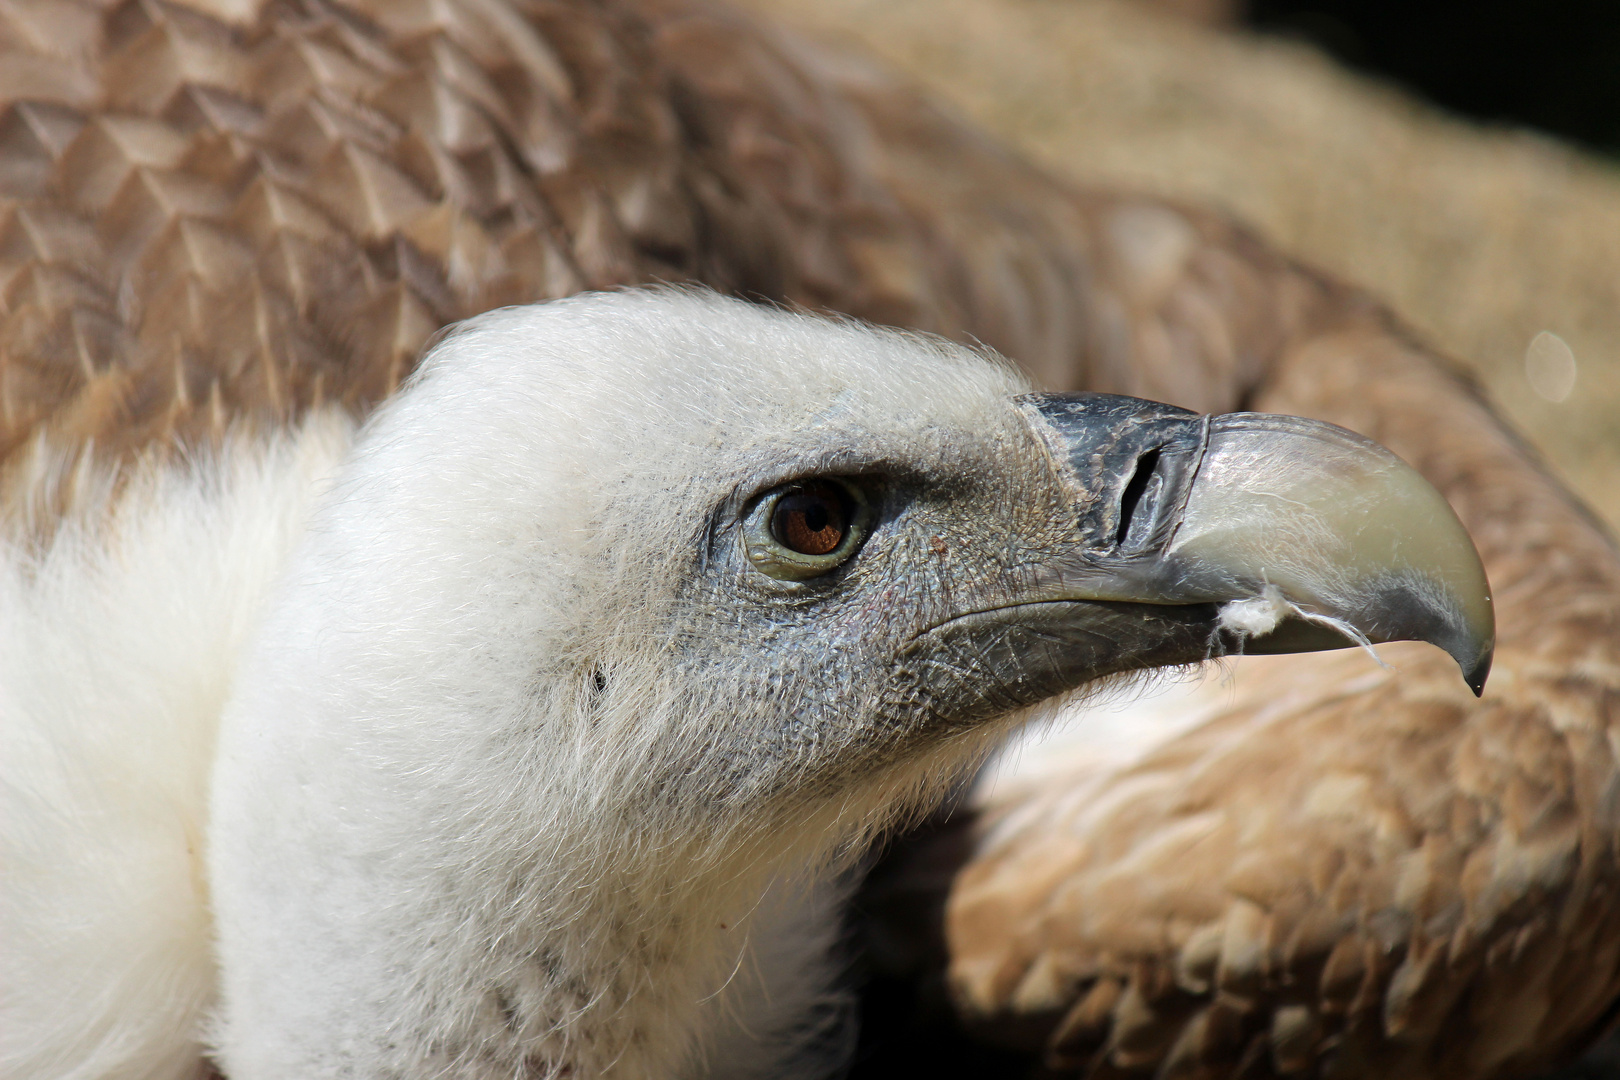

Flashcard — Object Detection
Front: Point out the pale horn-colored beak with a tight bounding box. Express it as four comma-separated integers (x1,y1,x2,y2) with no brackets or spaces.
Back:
1021,394,1495,695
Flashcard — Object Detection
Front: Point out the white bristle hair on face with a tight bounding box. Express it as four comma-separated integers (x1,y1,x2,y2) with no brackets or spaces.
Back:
3,289,1036,1080
203,289,1043,1080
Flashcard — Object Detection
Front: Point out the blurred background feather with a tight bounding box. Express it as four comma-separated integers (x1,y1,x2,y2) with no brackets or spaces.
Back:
734,0,1620,531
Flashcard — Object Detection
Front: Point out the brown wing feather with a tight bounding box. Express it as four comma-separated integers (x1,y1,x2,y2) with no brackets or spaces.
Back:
931,281,1620,1077
1,0,1302,482
0,0,1093,470
6,0,1618,1076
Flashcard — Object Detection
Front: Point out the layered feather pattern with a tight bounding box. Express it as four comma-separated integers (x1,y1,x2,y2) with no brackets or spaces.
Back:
1,0,1617,1076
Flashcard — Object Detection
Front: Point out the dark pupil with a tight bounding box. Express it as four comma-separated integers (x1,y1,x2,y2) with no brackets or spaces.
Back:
773,485,847,557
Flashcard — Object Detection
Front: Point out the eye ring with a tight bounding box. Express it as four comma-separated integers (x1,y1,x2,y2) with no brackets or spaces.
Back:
743,479,871,581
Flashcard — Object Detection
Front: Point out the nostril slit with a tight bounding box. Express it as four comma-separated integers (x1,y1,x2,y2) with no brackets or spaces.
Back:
1116,448,1161,547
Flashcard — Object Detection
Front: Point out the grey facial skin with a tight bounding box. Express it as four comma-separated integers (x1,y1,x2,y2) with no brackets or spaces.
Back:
654,391,1493,823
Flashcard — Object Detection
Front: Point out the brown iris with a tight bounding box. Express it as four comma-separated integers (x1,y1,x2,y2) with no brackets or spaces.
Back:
771,483,849,556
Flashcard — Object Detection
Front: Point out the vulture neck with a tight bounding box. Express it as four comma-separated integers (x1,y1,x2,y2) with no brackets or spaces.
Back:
186,418,857,1080
9,414,853,1079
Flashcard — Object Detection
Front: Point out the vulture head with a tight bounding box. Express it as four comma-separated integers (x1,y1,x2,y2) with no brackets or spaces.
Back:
205,289,1491,1078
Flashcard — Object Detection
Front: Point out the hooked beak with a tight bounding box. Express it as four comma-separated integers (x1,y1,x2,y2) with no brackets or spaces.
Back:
900,393,1493,727
1023,393,1494,693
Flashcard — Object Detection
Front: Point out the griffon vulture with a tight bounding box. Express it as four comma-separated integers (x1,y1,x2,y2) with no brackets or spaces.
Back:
0,0,1614,1079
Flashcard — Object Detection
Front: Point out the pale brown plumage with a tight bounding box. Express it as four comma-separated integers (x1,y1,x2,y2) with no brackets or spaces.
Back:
0,0,1295,490
2,0,1617,1077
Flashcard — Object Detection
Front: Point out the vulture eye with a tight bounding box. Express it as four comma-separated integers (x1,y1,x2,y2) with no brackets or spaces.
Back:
774,485,847,554
744,479,870,580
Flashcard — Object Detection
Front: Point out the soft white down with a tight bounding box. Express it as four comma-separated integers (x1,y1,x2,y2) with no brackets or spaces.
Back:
3,289,1064,1080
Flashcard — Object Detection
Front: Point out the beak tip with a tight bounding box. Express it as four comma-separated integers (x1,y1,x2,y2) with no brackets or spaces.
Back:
1463,649,1493,697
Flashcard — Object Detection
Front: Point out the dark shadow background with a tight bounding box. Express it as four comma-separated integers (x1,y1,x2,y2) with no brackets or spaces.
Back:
1245,0,1620,154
